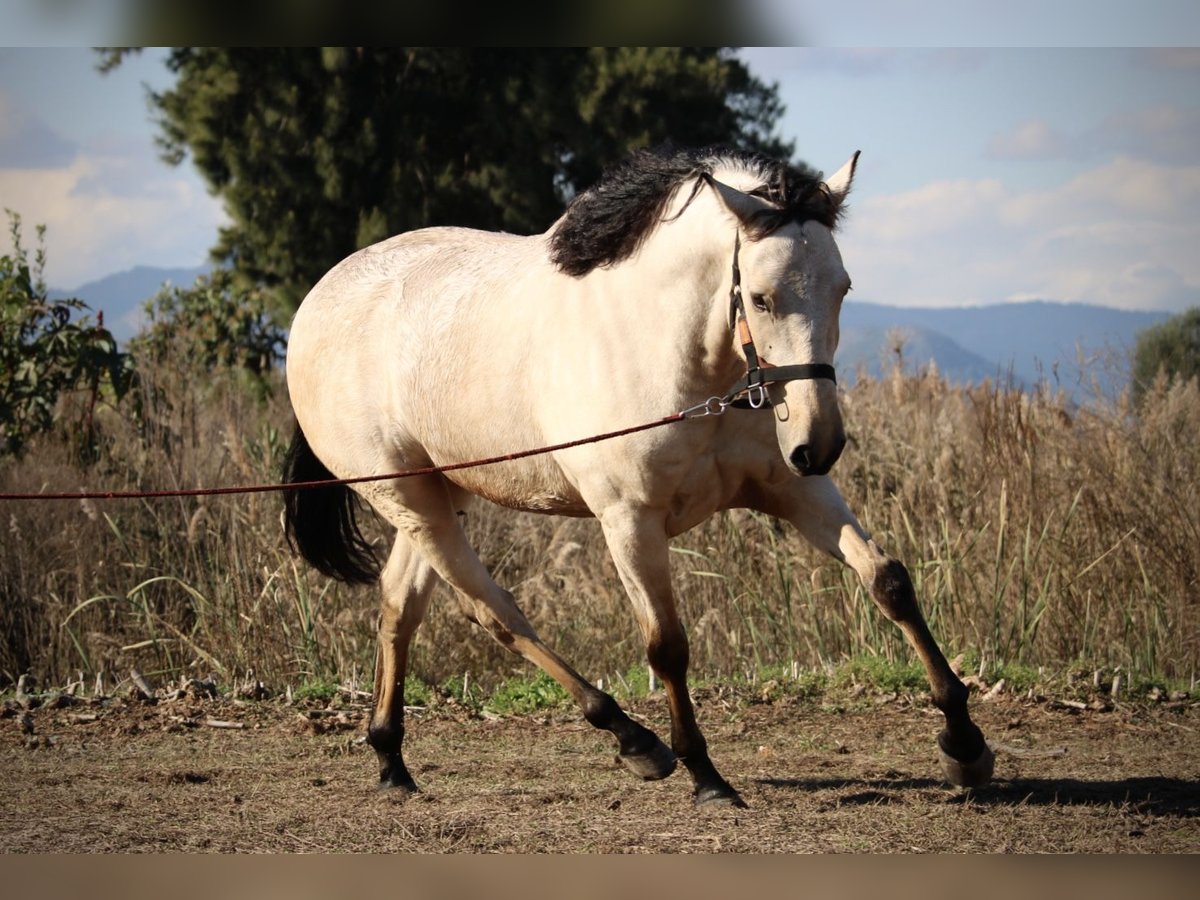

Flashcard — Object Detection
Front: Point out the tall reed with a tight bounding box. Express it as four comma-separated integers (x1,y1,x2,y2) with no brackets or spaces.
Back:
2,357,1196,691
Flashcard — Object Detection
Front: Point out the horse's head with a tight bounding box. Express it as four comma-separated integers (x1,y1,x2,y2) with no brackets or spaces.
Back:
709,153,859,477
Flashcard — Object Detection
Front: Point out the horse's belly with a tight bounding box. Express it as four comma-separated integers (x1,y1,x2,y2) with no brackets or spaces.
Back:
444,460,591,517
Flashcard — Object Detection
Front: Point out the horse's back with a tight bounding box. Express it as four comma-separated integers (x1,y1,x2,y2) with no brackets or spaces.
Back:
289,225,540,382
300,226,532,311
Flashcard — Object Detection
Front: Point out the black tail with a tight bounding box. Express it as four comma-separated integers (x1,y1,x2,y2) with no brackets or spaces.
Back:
282,422,380,584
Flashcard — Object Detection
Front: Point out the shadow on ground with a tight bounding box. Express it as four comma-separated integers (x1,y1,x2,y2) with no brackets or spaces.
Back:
756,774,1200,818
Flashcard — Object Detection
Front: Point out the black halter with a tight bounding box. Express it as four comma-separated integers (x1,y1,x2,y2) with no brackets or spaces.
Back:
722,233,837,410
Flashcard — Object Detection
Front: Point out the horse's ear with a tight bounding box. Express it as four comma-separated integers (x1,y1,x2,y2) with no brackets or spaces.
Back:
822,151,861,209
705,175,775,228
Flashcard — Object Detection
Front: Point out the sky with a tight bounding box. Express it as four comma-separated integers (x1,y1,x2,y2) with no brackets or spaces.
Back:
744,47,1200,311
0,41,1198,314
0,47,223,289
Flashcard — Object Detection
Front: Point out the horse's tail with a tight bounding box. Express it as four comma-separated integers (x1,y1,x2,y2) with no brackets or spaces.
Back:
282,421,380,585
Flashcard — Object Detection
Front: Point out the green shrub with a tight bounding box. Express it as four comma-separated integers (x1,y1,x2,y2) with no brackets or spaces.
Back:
0,212,136,458
130,268,286,382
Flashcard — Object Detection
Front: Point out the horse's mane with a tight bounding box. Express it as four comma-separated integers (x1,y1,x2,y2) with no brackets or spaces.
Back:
550,145,840,277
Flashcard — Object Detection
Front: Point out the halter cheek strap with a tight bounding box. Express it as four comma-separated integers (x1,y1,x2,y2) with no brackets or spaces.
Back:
723,233,836,410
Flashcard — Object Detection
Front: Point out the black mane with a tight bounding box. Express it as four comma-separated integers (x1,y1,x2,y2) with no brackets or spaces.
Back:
549,146,840,277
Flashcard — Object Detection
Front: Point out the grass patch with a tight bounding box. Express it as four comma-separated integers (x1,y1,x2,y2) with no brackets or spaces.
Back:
403,675,432,707
833,656,927,694
439,674,484,711
485,671,569,715
293,677,340,703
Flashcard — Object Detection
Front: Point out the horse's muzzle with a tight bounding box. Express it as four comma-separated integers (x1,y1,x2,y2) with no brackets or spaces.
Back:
789,434,846,477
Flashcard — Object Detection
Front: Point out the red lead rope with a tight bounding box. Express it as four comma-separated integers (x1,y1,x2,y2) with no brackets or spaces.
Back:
0,411,692,502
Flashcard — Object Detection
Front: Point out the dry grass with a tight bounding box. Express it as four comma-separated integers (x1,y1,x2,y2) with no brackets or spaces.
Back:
2,358,1197,693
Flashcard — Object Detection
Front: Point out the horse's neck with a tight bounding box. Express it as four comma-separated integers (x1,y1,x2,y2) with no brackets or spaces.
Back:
625,212,745,399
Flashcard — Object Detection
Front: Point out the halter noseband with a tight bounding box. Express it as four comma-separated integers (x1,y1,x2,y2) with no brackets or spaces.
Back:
722,232,837,410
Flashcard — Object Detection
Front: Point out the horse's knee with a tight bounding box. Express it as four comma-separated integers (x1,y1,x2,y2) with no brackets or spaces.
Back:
870,558,919,624
367,716,403,754
580,690,622,729
646,627,689,680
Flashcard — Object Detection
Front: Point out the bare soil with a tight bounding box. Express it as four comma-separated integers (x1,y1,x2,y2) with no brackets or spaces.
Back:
2,688,1197,853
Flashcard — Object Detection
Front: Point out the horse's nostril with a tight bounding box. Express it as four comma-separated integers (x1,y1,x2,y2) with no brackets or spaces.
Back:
790,445,813,475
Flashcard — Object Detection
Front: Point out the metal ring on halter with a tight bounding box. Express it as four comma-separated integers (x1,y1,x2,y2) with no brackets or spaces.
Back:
746,382,767,409
682,396,729,418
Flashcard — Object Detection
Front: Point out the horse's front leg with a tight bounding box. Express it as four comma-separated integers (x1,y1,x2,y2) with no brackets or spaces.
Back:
601,505,747,807
751,475,994,788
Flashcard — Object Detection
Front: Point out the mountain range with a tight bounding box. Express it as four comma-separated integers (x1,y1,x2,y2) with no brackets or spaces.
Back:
56,265,1171,400
838,301,1168,397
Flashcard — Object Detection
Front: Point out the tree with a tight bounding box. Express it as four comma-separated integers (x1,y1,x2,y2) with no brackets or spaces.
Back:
1132,307,1200,402
101,48,792,311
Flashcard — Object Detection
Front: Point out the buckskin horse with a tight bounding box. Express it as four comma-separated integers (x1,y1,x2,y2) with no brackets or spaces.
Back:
282,146,994,807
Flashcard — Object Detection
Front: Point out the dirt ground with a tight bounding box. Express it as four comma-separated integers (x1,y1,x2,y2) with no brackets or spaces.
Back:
2,686,1197,853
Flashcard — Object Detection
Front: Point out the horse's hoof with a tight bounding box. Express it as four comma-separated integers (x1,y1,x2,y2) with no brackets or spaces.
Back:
939,742,995,788
377,772,420,795
616,738,677,781
694,782,748,809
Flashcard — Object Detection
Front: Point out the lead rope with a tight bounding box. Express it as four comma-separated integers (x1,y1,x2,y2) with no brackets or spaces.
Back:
0,410,711,502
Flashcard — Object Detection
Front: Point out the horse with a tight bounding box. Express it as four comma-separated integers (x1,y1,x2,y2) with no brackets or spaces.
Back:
282,145,994,807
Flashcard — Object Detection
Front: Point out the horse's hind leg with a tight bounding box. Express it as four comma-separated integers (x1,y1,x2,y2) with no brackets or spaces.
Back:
368,534,440,792
361,477,676,783
600,506,746,807
752,476,994,788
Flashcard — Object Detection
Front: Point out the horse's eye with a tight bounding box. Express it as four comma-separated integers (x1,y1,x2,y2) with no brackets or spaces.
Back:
750,293,770,313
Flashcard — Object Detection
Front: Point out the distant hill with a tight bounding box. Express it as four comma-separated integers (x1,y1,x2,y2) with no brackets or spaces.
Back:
837,322,1006,386
52,264,212,341
838,300,1171,398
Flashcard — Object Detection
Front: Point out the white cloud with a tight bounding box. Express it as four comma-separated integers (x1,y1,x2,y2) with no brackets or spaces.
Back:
841,157,1200,312
0,142,224,289
986,119,1070,160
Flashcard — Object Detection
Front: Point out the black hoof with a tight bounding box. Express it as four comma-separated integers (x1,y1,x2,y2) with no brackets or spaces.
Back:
938,743,995,788
616,735,678,781
376,751,419,794
377,771,419,794
694,781,748,809
937,726,994,788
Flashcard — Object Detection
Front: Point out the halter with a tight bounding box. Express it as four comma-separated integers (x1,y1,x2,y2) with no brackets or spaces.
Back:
721,232,837,410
